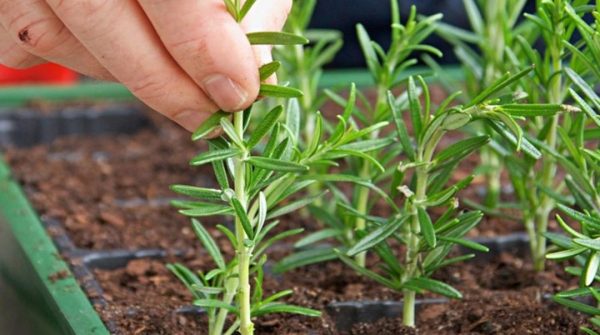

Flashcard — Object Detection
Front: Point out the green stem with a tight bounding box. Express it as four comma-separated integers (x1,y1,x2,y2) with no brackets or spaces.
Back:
233,111,253,335
481,1,506,209
532,21,563,271
482,149,502,208
354,85,388,266
354,162,370,267
402,161,428,327
211,281,237,335
402,290,416,327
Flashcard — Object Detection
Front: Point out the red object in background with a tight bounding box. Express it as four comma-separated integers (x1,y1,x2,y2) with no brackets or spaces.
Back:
0,63,77,85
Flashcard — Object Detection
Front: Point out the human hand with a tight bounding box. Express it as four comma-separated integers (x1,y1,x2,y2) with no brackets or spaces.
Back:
0,0,291,131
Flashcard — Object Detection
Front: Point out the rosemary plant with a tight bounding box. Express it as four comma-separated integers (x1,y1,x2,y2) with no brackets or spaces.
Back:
325,66,567,328
471,0,590,271
346,3,442,267
167,3,391,334
434,0,529,208
544,5,600,333
273,0,343,207
275,2,443,269
274,0,343,122
167,2,315,334
546,198,600,334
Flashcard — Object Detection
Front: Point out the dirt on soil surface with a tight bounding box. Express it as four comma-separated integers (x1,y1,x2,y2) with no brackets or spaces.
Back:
5,111,587,334
93,248,585,334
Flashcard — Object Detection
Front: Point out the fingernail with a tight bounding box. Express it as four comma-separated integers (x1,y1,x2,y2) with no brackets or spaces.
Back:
202,74,248,111
173,110,206,132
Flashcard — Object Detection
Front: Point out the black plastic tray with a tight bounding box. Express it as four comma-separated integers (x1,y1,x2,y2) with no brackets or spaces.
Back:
0,104,149,147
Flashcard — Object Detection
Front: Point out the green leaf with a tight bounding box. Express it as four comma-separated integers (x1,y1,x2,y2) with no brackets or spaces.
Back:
463,0,483,35
441,111,471,130
170,185,222,201
294,229,341,248
338,137,395,153
356,24,380,75
486,121,541,159
190,148,239,166
388,91,415,160
305,112,322,156
238,0,257,20
403,277,462,299
584,252,600,286
434,135,489,164
303,174,397,211
417,208,436,248
259,84,303,98
246,105,283,149
273,248,337,273
194,299,238,313
337,251,397,289
212,159,230,190
192,285,224,295
575,239,600,252
223,0,238,20
230,197,254,240
179,204,233,217
558,204,600,228
286,98,300,141
423,186,458,207
500,104,565,117
256,192,267,236
408,76,423,137
555,215,586,239
252,303,321,317
267,192,324,219
167,263,204,299
247,31,308,45
570,88,600,128
246,156,309,173
546,247,587,260
469,67,533,107
426,254,475,273
556,287,594,298
439,236,489,252
259,289,292,306
254,228,304,260
565,68,600,111
325,149,385,173
347,216,408,256
219,118,244,148
259,61,281,81
191,219,225,269
552,296,600,315
192,110,229,141
217,224,237,246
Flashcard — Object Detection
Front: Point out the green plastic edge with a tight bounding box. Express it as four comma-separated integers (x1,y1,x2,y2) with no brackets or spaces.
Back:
0,155,109,335
0,66,464,108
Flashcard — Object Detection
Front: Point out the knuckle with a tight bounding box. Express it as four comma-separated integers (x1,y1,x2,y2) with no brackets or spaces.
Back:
50,0,120,37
